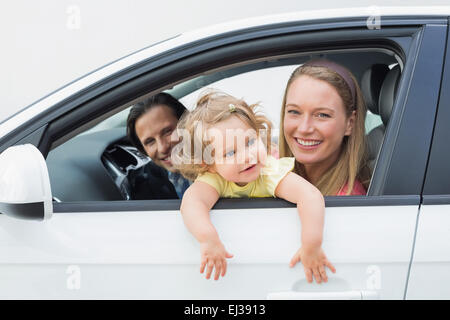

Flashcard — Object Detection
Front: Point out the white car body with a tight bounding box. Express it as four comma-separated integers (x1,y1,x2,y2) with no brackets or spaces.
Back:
1,6,450,300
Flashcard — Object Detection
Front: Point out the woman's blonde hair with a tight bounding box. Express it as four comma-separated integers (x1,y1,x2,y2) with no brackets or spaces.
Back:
174,90,272,180
278,62,371,195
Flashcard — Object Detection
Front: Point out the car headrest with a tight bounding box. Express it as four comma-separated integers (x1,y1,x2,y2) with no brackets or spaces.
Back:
361,64,390,115
379,64,401,125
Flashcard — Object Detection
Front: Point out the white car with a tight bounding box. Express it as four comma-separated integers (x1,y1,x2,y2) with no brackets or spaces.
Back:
0,6,449,300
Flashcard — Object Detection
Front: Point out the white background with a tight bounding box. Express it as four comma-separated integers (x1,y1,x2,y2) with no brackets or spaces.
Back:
2,0,449,122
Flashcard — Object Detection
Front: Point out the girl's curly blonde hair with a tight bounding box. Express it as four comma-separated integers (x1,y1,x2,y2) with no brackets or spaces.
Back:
173,90,272,180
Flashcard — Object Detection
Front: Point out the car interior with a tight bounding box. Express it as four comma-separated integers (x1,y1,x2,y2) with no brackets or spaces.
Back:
46,48,401,202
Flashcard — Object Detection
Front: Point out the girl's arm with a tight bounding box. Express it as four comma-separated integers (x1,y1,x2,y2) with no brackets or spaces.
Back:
275,172,324,247
275,172,336,283
180,181,233,280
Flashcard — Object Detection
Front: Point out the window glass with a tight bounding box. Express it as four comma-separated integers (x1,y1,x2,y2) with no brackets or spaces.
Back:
80,107,130,136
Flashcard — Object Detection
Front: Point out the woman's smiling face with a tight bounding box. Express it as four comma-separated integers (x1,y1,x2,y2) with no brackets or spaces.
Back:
283,75,355,178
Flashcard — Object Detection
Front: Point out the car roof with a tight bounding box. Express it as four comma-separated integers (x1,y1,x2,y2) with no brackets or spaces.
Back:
1,6,450,138
186,6,450,39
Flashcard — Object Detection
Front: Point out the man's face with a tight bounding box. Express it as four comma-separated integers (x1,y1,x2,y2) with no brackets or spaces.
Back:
135,105,179,172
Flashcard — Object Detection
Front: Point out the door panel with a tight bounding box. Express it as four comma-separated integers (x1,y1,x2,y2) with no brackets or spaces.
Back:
0,204,417,299
406,204,450,299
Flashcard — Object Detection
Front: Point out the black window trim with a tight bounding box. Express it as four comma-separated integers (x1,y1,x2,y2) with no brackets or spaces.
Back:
421,17,450,201
53,195,421,213
422,195,450,205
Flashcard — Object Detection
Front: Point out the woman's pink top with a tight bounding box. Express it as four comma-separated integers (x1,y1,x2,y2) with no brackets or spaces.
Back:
337,180,367,196
270,147,366,196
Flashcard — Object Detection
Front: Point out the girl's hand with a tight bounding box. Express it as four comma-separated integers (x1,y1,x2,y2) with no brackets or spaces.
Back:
199,239,234,280
289,246,336,284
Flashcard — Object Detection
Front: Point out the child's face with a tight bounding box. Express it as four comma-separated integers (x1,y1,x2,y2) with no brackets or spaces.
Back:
206,115,267,186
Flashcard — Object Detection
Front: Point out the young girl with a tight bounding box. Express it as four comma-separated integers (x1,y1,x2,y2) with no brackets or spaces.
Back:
174,90,335,283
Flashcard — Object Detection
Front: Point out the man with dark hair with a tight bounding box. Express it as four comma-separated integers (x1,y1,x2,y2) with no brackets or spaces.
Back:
127,92,190,199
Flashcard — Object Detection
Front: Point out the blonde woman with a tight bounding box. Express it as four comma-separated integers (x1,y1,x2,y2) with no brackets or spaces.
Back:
279,60,371,196
174,90,335,283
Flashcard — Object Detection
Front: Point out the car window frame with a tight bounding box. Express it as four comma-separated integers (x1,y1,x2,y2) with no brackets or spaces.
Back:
5,18,446,212
44,26,428,211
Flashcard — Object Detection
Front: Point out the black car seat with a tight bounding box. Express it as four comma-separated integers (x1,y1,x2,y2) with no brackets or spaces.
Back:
361,63,401,170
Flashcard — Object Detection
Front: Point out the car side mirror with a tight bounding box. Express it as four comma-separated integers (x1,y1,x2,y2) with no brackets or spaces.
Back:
0,144,53,220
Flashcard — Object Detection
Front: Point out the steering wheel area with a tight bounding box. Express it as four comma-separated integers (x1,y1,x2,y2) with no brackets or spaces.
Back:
101,143,178,200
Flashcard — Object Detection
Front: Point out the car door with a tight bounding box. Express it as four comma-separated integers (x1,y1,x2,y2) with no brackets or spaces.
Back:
406,19,450,300
0,14,446,299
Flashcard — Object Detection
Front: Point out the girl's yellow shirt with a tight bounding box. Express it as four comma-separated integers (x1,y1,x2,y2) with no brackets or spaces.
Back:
195,156,295,198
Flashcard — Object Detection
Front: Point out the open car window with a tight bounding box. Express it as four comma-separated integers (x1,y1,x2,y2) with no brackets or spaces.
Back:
45,47,400,203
